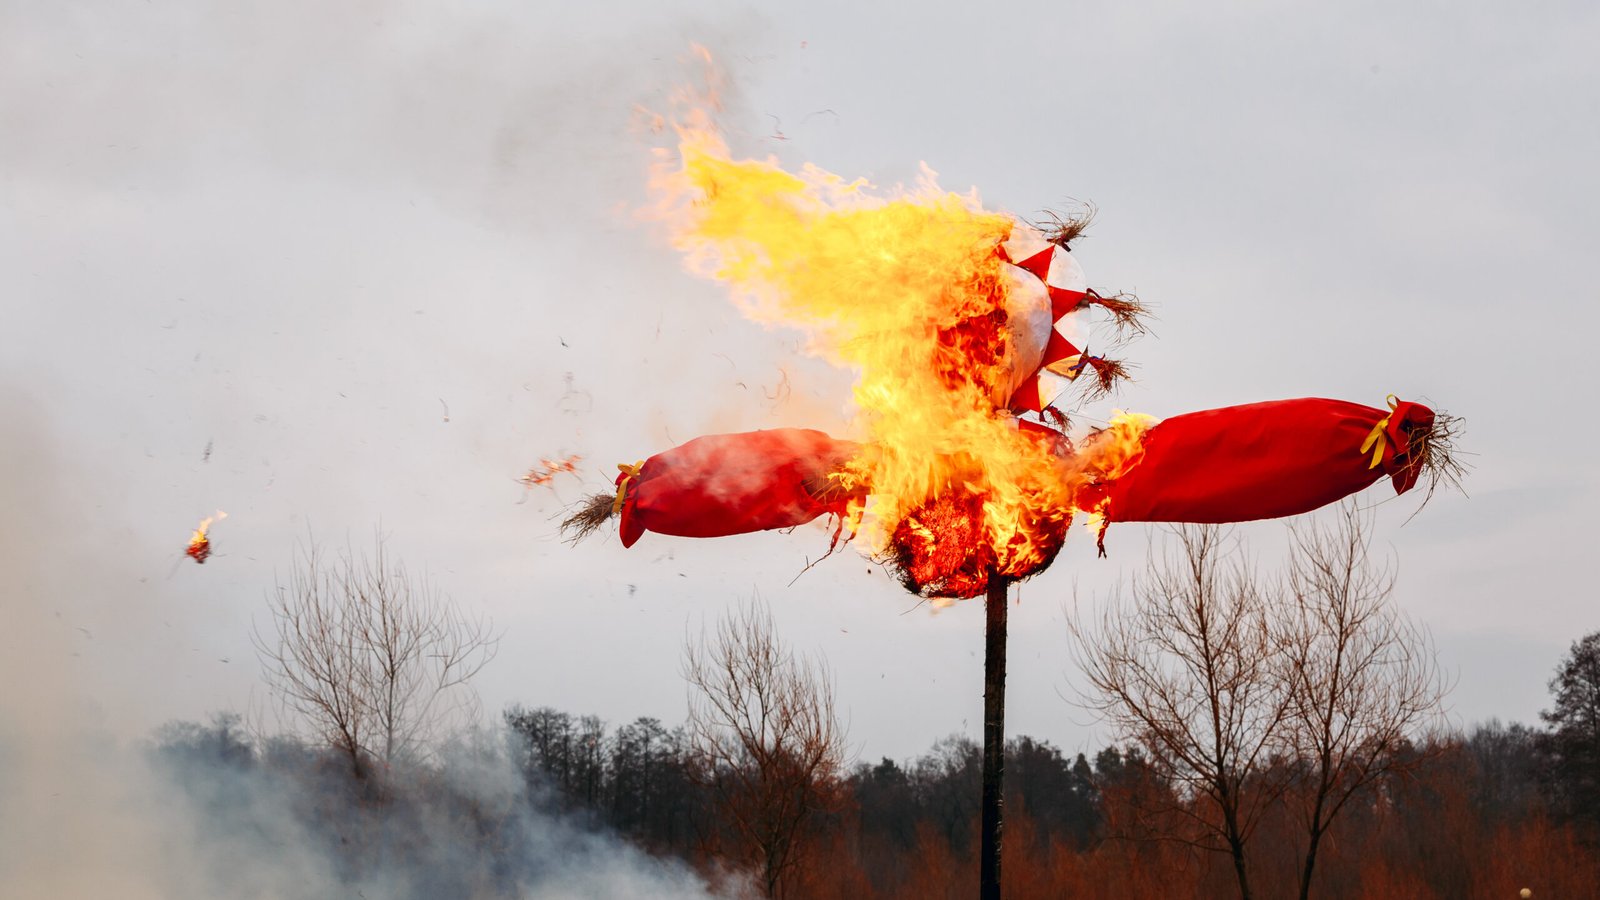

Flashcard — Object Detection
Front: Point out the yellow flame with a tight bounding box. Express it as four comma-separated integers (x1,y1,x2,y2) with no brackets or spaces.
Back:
1075,411,1158,534
648,68,1154,593
191,510,227,545
1083,411,1159,479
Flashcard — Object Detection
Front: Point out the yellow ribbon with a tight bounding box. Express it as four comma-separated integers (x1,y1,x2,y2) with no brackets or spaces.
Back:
1358,394,1401,470
612,460,645,514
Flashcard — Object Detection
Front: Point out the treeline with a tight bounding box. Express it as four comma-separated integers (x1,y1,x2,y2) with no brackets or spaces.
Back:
149,529,1600,898
503,707,1105,867
149,714,711,899
147,709,1600,898
500,707,1599,899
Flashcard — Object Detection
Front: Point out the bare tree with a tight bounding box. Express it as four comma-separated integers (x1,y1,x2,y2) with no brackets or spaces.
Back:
254,539,498,779
1276,503,1448,899
683,601,847,898
1069,526,1289,900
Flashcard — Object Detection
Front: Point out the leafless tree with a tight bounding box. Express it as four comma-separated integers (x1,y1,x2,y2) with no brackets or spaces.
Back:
1069,526,1289,900
683,601,847,898
254,539,498,780
1276,503,1449,899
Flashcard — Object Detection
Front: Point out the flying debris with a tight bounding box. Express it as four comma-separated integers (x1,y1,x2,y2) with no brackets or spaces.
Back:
186,511,226,564
519,455,582,493
558,372,593,415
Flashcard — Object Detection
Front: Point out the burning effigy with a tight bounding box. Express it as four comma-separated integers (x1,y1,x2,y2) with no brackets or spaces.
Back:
555,62,1464,900
562,86,1461,601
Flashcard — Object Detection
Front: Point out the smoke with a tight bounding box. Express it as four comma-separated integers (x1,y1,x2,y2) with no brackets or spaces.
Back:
0,386,729,898
0,0,812,741
0,14,805,893
1,721,727,900
145,720,725,900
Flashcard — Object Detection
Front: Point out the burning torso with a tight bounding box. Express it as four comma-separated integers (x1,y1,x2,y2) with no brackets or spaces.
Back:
649,111,1148,599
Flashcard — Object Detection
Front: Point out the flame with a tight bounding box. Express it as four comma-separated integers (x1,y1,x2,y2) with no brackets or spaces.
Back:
1079,411,1159,482
186,510,226,564
648,65,1154,598
1072,411,1158,535
191,510,226,544
520,455,582,490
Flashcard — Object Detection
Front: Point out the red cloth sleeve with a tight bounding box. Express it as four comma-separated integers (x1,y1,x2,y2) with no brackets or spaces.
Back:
617,429,861,548
1078,398,1434,525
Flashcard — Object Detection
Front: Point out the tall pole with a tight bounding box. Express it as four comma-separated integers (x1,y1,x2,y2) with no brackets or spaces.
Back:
980,574,1008,900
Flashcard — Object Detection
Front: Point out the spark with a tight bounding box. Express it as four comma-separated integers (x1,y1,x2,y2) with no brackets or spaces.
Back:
186,510,227,564
519,455,582,492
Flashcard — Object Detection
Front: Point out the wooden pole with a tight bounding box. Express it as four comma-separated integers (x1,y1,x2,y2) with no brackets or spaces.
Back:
979,574,1008,900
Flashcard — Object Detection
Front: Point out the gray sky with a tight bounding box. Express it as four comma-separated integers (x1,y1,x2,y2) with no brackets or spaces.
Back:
3,0,1597,764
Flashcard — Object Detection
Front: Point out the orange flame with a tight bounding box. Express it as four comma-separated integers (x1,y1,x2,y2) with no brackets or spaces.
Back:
1074,411,1159,535
186,510,226,564
648,63,1153,598
520,455,582,491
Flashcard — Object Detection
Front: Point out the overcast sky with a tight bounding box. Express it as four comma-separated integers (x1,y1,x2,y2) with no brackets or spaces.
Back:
3,0,1597,764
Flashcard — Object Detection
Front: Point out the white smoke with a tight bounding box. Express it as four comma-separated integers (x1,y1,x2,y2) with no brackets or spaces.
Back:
0,383,731,898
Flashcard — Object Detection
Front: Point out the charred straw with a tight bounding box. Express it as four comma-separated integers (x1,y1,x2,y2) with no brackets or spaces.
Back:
1030,206,1152,339
1033,204,1096,249
1083,357,1133,400
1086,289,1152,337
560,492,617,544
1042,407,1073,434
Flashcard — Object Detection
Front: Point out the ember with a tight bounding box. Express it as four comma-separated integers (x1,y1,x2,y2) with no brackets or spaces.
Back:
519,455,581,491
186,511,226,564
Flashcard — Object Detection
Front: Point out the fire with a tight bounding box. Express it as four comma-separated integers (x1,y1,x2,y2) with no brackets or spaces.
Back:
186,510,226,564
1077,412,1159,490
520,455,582,491
1073,410,1158,539
648,67,1154,598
